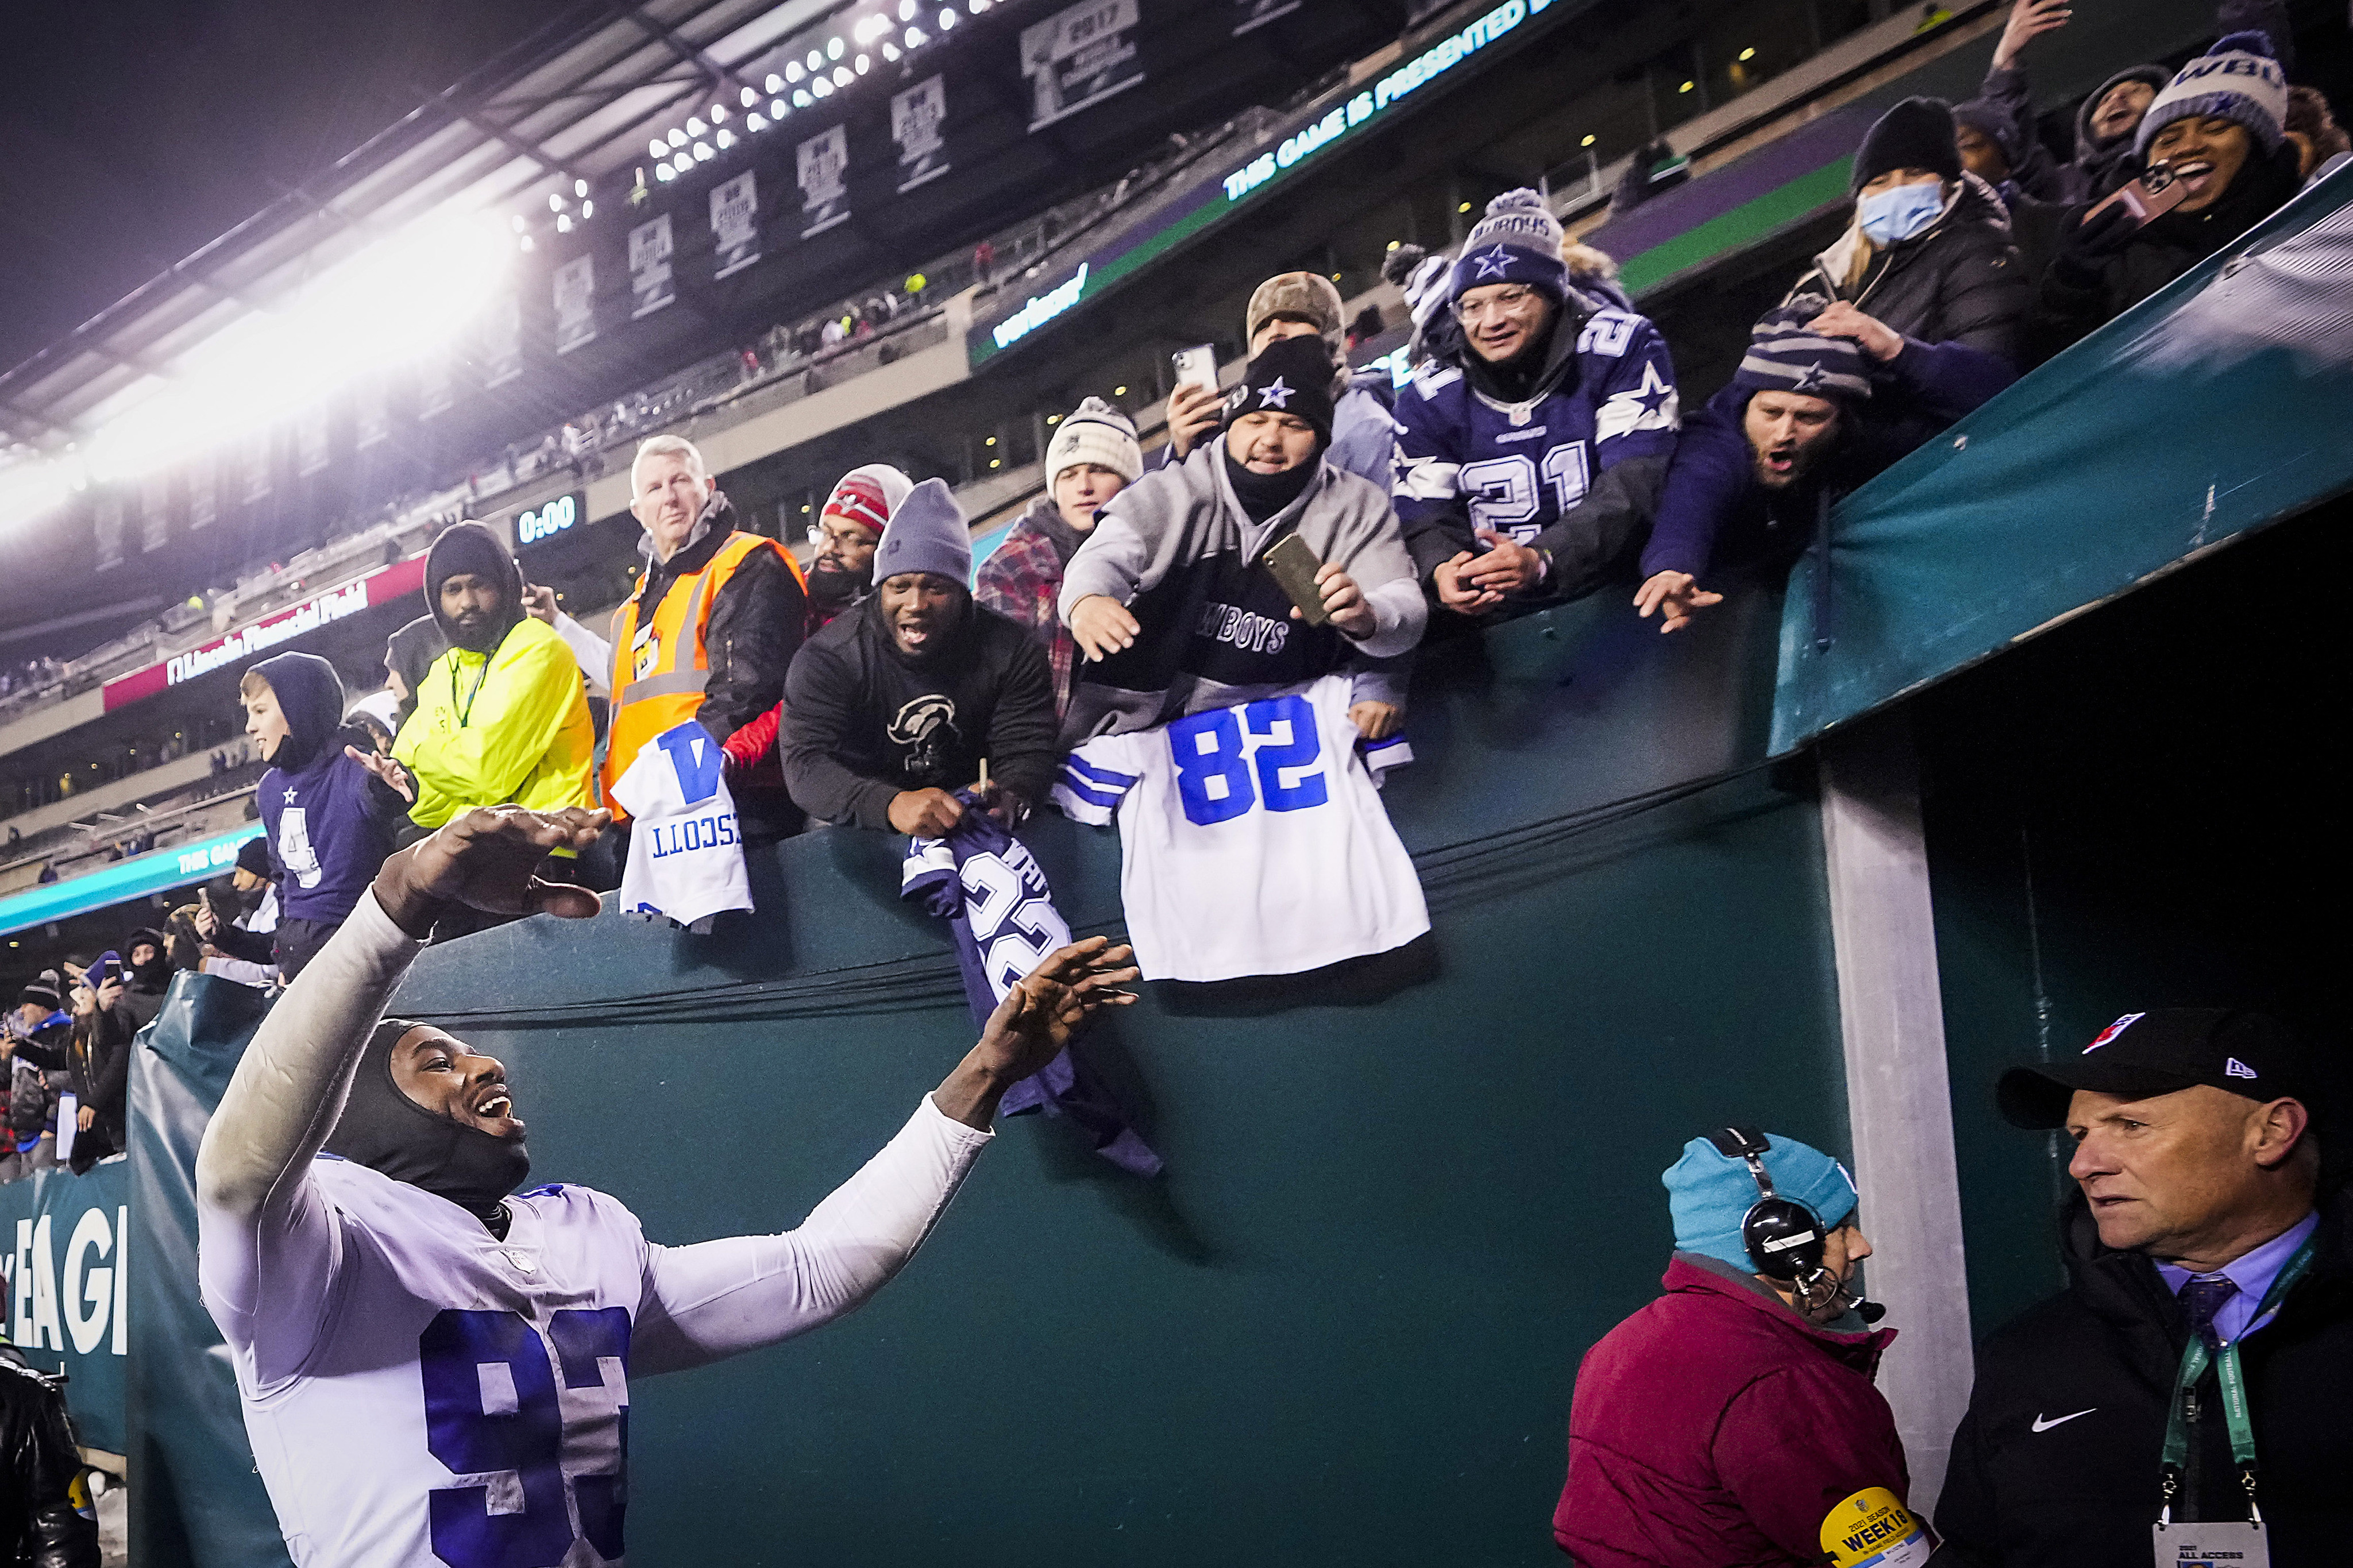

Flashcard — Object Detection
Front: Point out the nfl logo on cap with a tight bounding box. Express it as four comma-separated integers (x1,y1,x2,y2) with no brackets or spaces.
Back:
2084,1013,2144,1052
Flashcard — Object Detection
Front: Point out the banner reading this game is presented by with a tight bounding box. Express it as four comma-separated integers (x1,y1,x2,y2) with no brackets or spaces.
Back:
1234,0,1301,33
554,253,597,354
1020,0,1143,131
629,213,676,319
710,172,760,279
798,124,851,237
480,289,523,388
893,75,950,192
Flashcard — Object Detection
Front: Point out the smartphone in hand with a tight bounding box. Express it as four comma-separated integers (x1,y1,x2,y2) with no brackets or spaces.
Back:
1262,535,1332,627
2085,161,2188,227
1171,344,1219,396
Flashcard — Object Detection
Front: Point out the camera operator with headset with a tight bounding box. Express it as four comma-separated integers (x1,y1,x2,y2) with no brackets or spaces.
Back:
1554,1128,1937,1567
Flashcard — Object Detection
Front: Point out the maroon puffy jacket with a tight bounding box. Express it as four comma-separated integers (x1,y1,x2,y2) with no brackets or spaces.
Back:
1554,1254,1912,1566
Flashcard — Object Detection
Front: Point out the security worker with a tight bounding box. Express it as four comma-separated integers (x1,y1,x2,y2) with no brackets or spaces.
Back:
1938,1009,2350,1566
1556,1129,1932,1567
602,435,809,843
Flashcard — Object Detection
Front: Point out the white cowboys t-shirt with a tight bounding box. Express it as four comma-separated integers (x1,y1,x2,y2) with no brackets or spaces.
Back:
1052,674,1427,981
609,721,753,932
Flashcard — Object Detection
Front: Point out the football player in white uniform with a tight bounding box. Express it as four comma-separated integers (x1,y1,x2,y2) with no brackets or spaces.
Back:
196,804,1136,1568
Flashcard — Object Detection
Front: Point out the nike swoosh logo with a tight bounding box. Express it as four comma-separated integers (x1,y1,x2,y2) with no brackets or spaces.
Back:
2032,1408,2096,1432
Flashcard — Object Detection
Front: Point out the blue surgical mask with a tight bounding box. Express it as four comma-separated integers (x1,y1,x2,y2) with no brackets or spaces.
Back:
1857,181,1946,246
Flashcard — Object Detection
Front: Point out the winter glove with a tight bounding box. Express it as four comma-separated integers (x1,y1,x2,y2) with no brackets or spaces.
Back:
2049,199,2138,289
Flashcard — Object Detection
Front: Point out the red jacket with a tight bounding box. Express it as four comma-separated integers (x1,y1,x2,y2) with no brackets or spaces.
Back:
1556,1255,1911,1566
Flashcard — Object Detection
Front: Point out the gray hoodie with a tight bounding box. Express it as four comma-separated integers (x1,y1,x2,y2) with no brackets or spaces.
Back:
1058,442,1424,741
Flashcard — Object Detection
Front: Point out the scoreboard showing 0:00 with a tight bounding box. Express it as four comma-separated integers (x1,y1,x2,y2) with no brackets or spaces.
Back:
516,492,583,546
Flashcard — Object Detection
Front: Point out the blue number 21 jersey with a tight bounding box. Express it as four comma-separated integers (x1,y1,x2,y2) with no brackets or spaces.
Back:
1052,674,1427,982
1390,306,1679,573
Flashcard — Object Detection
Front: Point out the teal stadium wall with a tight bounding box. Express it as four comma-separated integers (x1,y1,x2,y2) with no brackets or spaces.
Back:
374,589,1856,1566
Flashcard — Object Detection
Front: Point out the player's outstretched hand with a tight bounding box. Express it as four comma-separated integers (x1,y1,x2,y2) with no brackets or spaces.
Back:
936,936,1140,1129
373,804,610,939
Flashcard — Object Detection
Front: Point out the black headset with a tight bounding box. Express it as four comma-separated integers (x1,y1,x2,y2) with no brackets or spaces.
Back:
1702,1125,1884,1323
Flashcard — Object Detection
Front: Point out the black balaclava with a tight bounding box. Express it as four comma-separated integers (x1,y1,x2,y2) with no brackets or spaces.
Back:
324,1018,531,1224
250,651,348,774
125,926,172,990
425,522,525,656
1222,447,1320,523
1220,335,1334,522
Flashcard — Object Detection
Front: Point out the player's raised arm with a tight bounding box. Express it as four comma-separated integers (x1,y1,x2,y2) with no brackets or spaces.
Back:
634,938,1137,1373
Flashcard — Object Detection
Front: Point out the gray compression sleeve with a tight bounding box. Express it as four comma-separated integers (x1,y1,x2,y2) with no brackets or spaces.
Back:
631,1095,992,1374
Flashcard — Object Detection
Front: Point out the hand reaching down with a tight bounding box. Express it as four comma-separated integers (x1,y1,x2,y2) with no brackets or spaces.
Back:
371,805,610,938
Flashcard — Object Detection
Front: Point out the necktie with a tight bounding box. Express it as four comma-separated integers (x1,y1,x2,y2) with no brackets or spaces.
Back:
2179,1273,2239,1347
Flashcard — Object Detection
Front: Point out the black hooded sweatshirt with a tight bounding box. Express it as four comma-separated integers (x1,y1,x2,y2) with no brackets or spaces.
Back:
1937,1185,2353,1567
252,650,406,930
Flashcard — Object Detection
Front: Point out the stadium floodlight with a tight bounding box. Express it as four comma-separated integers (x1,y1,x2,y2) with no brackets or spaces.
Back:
693,141,713,161
805,48,821,68
906,25,927,47
740,85,759,106
854,14,887,43
72,213,513,490
574,177,588,198
970,0,989,11
812,77,833,97
686,116,708,136
656,163,676,181
519,234,534,251
938,9,956,29
510,214,527,232
786,61,805,83
832,65,851,86
547,193,565,212
793,88,813,107
581,199,593,217
711,104,728,123
854,55,869,74
770,98,787,116
827,36,844,59
556,214,572,233
765,72,782,92
746,113,767,132
900,0,916,17
715,128,735,149
882,41,900,60
650,138,669,159
667,128,687,148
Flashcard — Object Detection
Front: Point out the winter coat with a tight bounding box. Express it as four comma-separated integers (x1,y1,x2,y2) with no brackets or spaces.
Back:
781,593,1058,830
3,1017,69,1148
0,1351,100,1568
1787,173,2029,366
257,683,406,927
1059,442,1424,741
2030,144,2305,362
618,491,811,840
1556,1253,1911,1567
393,624,595,831
1935,1189,2353,1568
65,1007,129,1172
1639,384,1912,584
973,495,1089,719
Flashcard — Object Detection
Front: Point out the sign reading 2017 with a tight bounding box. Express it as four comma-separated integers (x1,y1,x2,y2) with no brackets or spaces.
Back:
516,493,583,546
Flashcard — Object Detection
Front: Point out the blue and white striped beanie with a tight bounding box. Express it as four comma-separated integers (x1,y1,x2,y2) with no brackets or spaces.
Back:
1448,189,1571,305
2136,32,2289,157
1733,295,1873,403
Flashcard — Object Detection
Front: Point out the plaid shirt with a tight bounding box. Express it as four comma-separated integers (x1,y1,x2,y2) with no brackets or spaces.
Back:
974,499,1083,719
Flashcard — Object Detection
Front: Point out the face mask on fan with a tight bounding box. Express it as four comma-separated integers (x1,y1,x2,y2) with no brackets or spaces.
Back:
1857,181,1946,246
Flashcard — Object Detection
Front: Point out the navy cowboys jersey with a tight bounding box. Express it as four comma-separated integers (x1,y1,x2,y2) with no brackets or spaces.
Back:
1390,307,1680,549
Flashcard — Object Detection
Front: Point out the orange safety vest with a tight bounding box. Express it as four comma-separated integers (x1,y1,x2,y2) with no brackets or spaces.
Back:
600,530,804,817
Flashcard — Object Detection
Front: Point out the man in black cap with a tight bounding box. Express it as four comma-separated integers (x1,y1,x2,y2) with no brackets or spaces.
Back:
1937,1008,2350,1567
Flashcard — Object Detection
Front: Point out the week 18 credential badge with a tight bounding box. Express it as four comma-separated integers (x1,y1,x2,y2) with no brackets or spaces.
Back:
1822,1486,1934,1568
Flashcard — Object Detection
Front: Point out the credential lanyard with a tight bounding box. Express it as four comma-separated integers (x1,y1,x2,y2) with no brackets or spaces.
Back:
2158,1235,2318,1521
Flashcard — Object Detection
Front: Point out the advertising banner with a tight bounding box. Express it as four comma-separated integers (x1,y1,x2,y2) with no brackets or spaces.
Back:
99,552,427,713
892,75,950,192
1235,0,1302,33
554,253,597,355
0,1162,131,1457
140,473,169,554
798,124,850,237
481,289,523,388
1020,0,1143,130
94,494,125,571
629,213,676,319
710,172,760,280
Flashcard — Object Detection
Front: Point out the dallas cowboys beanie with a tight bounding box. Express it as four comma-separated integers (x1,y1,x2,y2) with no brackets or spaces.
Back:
1046,396,1143,485
2135,30,2289,157
1226,335,1336,445
870,476,973,588
1663,1131,1859,1272
1733,295,1874,402
1449,188,1572,305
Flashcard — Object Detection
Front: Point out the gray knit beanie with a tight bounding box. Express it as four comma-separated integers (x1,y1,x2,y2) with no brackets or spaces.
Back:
871,477,973,587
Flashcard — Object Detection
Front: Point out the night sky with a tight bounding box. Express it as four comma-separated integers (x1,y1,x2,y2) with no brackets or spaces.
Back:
0,0,581,377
